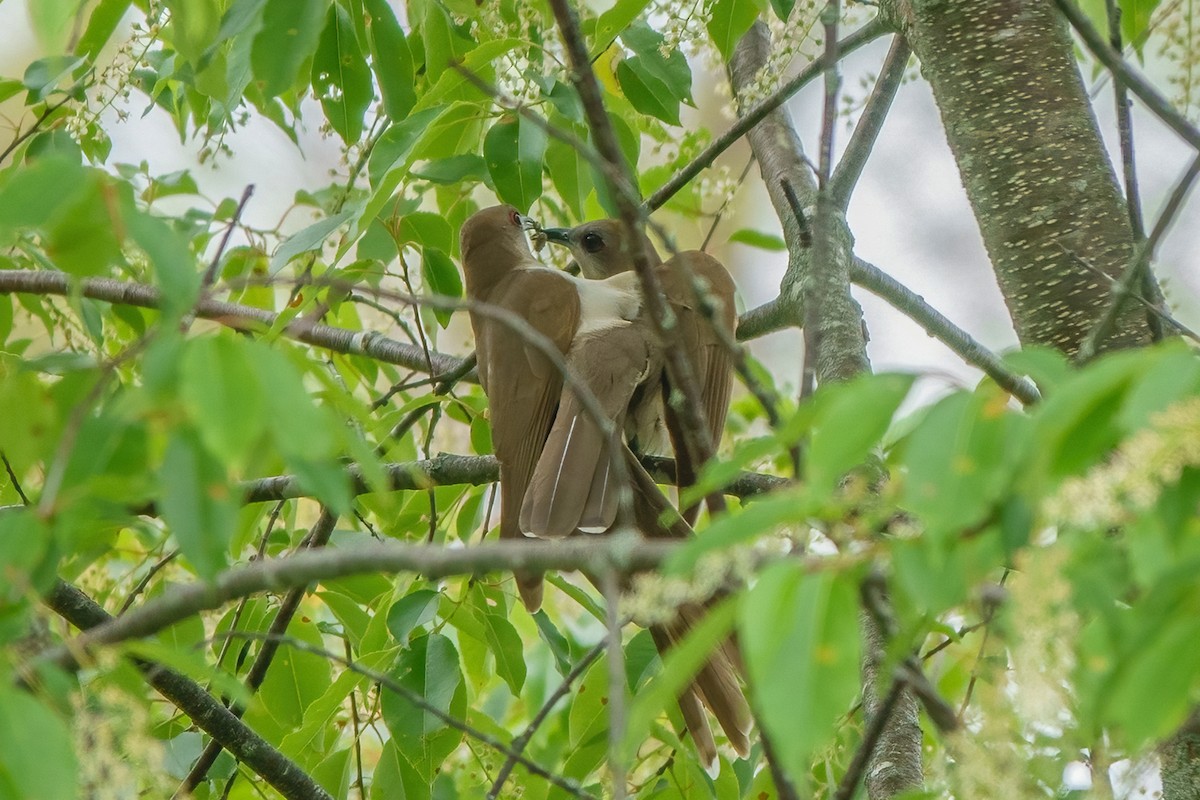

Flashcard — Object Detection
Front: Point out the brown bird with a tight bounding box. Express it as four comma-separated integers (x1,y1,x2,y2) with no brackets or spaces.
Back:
460,206,751,770
541,220,738,524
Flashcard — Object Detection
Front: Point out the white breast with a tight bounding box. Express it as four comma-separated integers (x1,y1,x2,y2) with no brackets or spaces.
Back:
570,271,642,336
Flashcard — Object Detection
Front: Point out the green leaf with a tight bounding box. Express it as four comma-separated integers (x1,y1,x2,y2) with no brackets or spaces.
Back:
770,0,795,19
166,0,221,65
478,610,527,695
1121,0,1163,54
739,564,860,779
23,55,86,99
728,228,786,251
312,4,373,144
29,0,77,52
616,59,680,125
364,0,416,120
393,212,453,252
902,386,1028,541
546,131,592,218
269,209,354,274
251,0,329,98
387,589,441,643
484,116,548,213
411,154,488,185
666,487,813,574
594,0,653,49
366,105,445,186
422,248,462,328
706,0,760,62
0,685,77,800
180,335,266,466
76,0,135,58
127,210,199,319
380,633,466,779
807,372,913,493
245,620,333,738
159,428,237,580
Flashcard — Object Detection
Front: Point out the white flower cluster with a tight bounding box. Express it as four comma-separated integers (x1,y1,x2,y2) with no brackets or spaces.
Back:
1008,547,1076,729
620,547,755,625
732,2,822,107
67,3,167,142
654,0,712,59
1044,396,1200,528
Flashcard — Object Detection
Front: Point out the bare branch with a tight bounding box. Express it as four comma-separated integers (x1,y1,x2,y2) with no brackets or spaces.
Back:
1077,152,1200,362
850,258,1041,405
0,270,469,379
42,581,332,800
645,16,891,213
828,35,911,209
1053,0,1200,152
217,632,597,800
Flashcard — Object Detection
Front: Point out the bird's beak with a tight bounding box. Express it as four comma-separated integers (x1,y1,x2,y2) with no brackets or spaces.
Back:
540,227,573,245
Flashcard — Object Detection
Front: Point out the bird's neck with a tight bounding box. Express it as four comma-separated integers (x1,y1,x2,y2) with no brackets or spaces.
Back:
463,242,536,298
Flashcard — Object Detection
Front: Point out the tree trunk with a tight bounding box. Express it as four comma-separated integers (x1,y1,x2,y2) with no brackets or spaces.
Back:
730,21,922,800
888,0,1151,354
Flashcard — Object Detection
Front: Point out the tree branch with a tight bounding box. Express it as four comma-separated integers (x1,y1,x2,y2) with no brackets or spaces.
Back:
828,35,911,210
216,631,596,800
850,258,1041,405
42,581,332,800
1053,0,1200,152
178,509,339,793
1077,151,1200,362
0,270,469,379
645,16,891,213
549,0,717,480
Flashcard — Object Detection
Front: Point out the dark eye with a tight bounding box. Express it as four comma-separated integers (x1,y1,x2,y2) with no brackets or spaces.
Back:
581,232,604,253
509,209,522,227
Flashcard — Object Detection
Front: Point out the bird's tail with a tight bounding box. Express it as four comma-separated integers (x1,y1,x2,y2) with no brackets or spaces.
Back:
650,604,752,772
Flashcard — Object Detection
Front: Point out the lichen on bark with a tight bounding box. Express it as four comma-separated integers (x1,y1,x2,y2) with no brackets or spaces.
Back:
893,0,1151,355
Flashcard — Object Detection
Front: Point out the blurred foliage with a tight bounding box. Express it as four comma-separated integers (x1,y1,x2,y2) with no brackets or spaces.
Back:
0,0,1197,799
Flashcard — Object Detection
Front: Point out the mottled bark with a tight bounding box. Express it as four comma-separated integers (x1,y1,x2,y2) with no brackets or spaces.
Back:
891,0,1151,355
729,22,921,799
1162,713,1200,800
729,22,871,385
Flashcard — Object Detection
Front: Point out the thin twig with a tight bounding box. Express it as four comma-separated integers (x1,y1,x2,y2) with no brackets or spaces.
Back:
1053,0,1200,152
1077,152,1200,361
828,35,911,209
781,181,818,400
1,452,29,505
645,17,890,212
214,631,597,800
118,549,180,614
548,0,716,489
177,508,340,794
601,570,628,799
488,639,606,798
0,94,75,164
1104,0,1166,342
850,257,1042,404
1058,244,1200,343
43,581,332,800
201,185,255,290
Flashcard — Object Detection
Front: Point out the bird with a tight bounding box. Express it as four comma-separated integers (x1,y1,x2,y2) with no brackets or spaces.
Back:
539,219,738,524
459,205,751,770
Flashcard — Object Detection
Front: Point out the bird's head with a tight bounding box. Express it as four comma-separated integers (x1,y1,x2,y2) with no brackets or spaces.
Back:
541,220,658,279
460,205,538,282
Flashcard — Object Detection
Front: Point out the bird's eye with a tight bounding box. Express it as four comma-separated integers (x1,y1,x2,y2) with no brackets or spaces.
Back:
581,232,604,253
509,209,522,227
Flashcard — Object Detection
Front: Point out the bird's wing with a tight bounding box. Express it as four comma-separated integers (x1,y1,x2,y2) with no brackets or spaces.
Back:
520,322,652,538
657,252,737,523
475,269,580,610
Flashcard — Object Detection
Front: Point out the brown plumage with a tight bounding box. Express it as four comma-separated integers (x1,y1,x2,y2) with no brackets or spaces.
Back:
542,220,738,524
460,206,750,770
